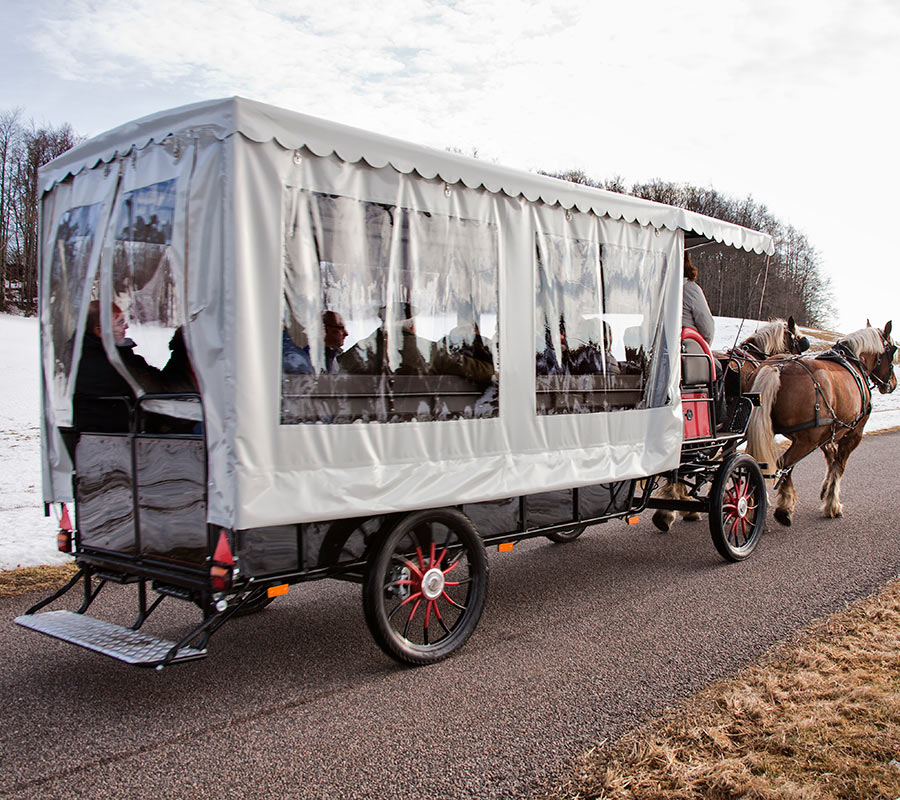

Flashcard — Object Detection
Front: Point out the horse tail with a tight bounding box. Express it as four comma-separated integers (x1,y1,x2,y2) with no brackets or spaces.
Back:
746,365,781,482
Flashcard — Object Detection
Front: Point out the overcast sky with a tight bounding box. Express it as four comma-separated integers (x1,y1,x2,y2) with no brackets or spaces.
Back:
3,0,898,332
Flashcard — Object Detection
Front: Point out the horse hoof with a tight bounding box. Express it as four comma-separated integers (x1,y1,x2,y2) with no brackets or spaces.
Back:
652,511,672,533
682,511,701,522
774,508,792,527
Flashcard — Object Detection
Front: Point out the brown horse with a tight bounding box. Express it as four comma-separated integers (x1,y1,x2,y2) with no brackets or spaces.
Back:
745,322,897,526
719,316,809,393
652,317,809,533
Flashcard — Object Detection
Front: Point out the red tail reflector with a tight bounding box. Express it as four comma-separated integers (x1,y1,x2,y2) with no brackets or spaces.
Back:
212,530,234,565
210,530,234,590
57,530,72,553
59,503,73,532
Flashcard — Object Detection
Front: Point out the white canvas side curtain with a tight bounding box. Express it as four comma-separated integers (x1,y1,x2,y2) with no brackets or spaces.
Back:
39,98,773,530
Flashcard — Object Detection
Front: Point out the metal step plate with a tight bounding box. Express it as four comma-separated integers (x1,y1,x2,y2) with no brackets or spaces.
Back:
14,610,207,667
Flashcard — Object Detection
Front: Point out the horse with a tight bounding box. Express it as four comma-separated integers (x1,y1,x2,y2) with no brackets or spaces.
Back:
745,321,897,526
719,316,809,393
651,317,809,533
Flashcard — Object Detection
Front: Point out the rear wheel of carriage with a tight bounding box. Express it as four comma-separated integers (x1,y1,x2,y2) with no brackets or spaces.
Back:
363,508,488,665
545,524,587,543
708,453,767,562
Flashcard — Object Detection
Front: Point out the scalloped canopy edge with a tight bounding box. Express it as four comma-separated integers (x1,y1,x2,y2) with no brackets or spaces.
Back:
40,96,775,256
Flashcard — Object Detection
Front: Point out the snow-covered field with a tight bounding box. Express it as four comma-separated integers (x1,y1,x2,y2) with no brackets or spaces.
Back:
2,314,898,570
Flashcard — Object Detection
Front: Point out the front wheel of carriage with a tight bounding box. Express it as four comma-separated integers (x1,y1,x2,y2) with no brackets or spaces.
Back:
363,508,488,666
708,452,767,562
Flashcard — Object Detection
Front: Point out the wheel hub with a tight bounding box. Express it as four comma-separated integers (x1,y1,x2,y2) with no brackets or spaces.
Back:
392,565,411,599
421,567,445,600
736,495,748,518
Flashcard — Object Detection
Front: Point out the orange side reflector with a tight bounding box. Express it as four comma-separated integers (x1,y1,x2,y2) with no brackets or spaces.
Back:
498,542,514,553
210,565,230,591
626,516,640,525
267,584,289,598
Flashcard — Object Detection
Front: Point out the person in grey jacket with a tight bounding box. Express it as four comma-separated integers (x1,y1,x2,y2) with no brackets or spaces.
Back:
682,253,714,345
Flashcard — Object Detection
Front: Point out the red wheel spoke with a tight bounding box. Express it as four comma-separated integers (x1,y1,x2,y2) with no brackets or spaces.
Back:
389,591,423,621
429,540,437,570
398,556,423,579
415,546,425,573
441,591,466,610
403,598,422,639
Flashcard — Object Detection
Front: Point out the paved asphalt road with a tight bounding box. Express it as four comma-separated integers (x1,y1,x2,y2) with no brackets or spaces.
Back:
3,431,899,800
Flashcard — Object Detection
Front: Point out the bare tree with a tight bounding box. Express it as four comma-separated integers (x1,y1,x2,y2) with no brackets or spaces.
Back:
1,113,79,313
544,171,835,326
0,109,23,312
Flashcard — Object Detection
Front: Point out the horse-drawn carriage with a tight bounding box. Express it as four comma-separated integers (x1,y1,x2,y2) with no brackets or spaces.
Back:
19,97,786,667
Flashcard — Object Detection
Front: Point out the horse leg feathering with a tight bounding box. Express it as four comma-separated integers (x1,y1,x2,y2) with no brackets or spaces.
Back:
651,480,679,533
822,426,865,518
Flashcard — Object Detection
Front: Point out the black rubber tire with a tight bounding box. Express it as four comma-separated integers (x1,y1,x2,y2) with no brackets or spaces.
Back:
232,590,276,617
546,524,587,543
363,508,487,666
708,452,767,562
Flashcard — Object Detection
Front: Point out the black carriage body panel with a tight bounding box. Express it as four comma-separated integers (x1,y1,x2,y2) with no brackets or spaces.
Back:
75,434,209,569
72,429,640,587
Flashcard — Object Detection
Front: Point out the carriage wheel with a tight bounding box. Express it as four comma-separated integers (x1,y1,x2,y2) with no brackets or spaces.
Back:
546,524,587,543
363,508,488,665
708,453,767,562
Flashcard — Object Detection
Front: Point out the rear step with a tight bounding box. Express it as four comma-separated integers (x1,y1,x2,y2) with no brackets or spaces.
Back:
14,610,207,667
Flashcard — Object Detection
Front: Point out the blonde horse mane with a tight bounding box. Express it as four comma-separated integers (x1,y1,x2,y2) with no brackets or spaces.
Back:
837,327,885,358
741,319,788,355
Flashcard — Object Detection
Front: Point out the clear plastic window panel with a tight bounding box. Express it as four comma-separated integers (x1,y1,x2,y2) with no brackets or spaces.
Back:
109,179,191,390
282,191,499,424
47,203,101,410
535,234,668,414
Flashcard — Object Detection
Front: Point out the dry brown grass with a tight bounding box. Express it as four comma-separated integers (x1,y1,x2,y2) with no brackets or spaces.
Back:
545,577,900,800
0,563,78,598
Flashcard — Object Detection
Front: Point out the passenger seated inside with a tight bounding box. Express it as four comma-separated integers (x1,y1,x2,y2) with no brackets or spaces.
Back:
338,303,430,376
74,300,164,431
75,301,198,433
282,320,313,374
160,327,199,393
322,310,348,373
429,311,495,385
536,316,618,376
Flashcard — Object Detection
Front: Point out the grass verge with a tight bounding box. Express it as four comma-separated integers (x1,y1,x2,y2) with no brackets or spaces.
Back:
0,563,78,599
544,576,900,800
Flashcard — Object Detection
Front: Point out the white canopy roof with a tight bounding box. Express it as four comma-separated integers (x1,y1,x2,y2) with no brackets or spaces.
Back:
42,96,774,257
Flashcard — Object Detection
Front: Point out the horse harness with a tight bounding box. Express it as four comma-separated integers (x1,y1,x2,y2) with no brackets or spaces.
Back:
772,343,872,439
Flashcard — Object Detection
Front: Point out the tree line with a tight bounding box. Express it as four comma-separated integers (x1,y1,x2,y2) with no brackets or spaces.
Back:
0,109,79,313
1,108,833,328
543,169,834,328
